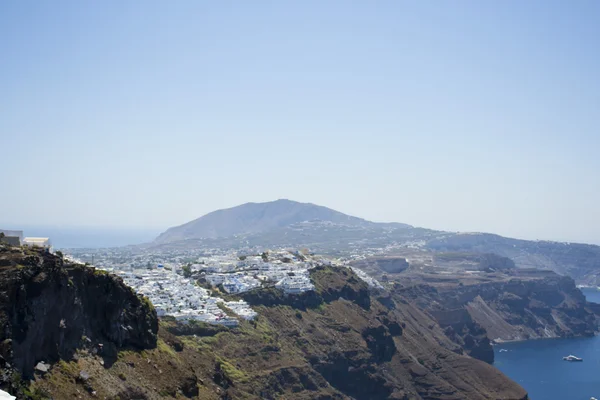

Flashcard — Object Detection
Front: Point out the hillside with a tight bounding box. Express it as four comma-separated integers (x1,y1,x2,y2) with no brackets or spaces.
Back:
353,253,600,364
154,199,410,244
0,245,527,400
150,200,600,285
426,233,600,284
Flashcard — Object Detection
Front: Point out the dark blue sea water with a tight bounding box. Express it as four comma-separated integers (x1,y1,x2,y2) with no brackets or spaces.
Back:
494,288,600,400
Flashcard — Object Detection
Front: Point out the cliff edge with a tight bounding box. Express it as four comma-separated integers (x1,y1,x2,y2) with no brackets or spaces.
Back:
0,244,158,397
397,268,599,363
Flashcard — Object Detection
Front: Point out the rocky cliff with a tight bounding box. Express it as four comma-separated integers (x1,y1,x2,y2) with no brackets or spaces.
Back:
426,233,600,285
397,269,599,363
0,245,157,397
0,245,527,400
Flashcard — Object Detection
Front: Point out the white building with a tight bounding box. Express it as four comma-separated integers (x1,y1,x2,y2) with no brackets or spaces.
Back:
23,237,51,248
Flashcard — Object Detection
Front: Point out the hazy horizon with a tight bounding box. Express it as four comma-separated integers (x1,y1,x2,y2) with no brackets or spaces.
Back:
3,197,600,247
2,1,599,245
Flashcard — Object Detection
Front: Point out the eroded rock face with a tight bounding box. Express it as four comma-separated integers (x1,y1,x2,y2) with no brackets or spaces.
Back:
0,246,157,378
246,267,528,400
430,308,494,363
399,270,599,363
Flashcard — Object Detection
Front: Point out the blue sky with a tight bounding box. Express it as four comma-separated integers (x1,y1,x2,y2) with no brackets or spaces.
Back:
1,1,599,244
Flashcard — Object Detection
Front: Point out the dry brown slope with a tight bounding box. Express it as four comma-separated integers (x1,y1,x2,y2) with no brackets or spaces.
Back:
0,246,526,400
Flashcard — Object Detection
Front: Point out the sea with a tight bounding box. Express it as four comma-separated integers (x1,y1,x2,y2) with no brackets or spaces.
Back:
494,288,600,400
7,226,163,248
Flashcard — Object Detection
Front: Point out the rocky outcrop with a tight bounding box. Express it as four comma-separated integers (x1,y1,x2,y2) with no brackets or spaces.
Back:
362,325,397,362
240,265,371,311
0,245,157,382
240,286,323,310
430,308,494,363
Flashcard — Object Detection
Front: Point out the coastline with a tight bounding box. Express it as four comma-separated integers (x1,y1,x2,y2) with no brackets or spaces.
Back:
493,329,600,399
492,287,600,345
578,285,600,291
492,331,599,345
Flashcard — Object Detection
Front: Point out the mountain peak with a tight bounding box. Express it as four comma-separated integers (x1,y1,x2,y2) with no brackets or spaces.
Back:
155,200,375,243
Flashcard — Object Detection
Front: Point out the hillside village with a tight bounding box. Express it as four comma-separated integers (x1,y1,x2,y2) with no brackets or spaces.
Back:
67,248,383,327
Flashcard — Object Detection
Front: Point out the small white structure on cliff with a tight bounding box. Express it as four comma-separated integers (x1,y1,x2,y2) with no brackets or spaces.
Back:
23,237,51,248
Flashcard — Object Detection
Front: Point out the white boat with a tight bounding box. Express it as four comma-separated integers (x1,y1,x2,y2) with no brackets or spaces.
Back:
562,354,583,362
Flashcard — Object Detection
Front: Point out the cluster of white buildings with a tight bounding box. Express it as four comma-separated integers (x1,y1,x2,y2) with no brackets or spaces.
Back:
350,266,384,289
108,267,256,326
194,250,383,293
84,250,330,326
69,247,383,326
194,251,318,294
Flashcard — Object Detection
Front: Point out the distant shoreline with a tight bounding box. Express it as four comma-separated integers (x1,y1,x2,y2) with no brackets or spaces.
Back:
578,285,600,291
492,332,600,345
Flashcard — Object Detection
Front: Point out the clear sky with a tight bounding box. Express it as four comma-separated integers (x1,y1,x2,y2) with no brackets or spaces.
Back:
1,1,599,244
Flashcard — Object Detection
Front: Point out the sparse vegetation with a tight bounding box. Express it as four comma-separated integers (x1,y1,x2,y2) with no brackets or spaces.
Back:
216,302,237,317
157,339,177,358
22,385,51,400
139,295,155,312
182,263,192,278
216,356,249,383
57,360,79,376
93,268,109,276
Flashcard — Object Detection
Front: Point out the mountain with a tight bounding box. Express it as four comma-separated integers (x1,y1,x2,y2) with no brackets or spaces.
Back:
152,200,600,285
0,244,527,400
155,199,410,243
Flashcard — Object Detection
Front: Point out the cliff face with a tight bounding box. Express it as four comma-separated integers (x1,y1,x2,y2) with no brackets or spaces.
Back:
398,269,599,363
351,257,410,275
0,245,157,384
0,249,528,400
426,233,600,285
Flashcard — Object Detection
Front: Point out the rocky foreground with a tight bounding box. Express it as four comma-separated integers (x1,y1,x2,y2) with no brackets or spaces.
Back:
0,245,527,400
